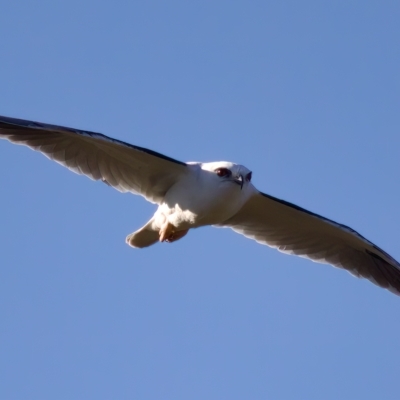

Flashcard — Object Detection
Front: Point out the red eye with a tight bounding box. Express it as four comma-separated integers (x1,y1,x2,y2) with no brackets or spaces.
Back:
215,168,231,177
246,172,252,182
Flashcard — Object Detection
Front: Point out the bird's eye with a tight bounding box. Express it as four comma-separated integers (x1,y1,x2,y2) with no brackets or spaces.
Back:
246,172,252,182
215,168,231,177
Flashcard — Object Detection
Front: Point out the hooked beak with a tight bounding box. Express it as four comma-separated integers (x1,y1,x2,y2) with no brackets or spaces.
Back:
234,174,244,190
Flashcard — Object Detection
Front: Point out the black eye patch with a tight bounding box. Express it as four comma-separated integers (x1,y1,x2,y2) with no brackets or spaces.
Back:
215,168,231,177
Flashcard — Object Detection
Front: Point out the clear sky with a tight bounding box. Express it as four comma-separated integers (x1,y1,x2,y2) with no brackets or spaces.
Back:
0,1,399,399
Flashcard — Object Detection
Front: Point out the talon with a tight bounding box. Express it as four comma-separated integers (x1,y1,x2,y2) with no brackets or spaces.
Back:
159,222,176,242
166,229,189,243
159,223,189,244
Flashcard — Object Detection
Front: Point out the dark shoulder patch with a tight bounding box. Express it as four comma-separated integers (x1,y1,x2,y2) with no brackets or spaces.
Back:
260,191,368,239
0,115,187,167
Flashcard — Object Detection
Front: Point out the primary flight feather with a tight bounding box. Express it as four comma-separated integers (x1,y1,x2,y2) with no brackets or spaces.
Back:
1,115,399,295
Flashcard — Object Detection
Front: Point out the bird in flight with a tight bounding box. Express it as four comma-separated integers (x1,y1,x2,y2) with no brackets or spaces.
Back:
0,115,399,295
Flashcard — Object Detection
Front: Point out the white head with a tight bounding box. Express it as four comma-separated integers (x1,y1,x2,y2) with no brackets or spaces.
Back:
199,161,253,190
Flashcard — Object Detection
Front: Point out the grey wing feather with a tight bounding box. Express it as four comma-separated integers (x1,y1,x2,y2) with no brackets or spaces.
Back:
0,115,188,204
219,191,400,294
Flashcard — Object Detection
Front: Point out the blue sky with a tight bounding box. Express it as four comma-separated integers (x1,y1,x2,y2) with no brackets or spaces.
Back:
0,1,399,399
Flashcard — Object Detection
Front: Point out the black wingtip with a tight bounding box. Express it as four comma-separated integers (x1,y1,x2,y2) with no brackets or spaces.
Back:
365,249,400,295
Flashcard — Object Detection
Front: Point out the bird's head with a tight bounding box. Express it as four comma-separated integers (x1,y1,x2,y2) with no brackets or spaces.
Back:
200,161,252,190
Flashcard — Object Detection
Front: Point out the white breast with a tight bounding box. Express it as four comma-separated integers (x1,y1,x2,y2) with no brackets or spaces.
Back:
154,164,255,230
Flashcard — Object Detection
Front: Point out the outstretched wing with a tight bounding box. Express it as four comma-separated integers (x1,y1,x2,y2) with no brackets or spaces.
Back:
219,191,400,294
0,115,189,204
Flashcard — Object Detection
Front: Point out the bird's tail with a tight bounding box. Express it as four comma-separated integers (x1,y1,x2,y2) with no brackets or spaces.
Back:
126,218,159,248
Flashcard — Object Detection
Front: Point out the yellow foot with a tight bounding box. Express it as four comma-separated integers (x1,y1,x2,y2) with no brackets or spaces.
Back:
159,222,189,243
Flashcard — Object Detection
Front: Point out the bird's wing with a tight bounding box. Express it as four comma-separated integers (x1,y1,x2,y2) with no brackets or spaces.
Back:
218,190,400,294
0,115,189,204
